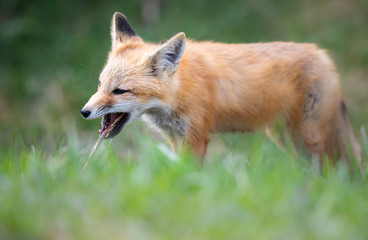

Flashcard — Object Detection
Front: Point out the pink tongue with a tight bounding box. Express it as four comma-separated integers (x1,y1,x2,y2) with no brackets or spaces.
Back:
110,113,119,123
99,125,107,134
99,113,120,135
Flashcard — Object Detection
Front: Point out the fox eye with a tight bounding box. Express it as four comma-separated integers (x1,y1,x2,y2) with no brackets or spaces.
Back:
98,81,101,87
112,88,130,95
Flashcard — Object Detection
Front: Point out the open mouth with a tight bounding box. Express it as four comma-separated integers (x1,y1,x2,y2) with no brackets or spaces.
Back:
99,112,130,139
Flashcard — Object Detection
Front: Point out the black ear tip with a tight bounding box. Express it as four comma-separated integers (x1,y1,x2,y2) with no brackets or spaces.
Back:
114,12,126,21
113,12,136,37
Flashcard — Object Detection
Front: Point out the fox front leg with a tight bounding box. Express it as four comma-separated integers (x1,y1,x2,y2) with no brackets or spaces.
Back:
187,130,210,166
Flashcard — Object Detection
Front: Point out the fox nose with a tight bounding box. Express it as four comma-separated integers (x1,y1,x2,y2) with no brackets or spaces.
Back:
80,109,91,118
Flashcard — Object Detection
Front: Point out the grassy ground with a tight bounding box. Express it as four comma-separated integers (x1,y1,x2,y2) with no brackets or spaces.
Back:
1,125,368,240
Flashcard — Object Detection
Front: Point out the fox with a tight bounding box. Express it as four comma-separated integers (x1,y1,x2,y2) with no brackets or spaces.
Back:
81,12,362,169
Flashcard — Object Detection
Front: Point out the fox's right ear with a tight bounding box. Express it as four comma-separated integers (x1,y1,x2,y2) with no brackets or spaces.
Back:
150,32,186,75
111,12,137,48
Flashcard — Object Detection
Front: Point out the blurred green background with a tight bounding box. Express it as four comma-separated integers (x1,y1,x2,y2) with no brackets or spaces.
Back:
0,0,367,147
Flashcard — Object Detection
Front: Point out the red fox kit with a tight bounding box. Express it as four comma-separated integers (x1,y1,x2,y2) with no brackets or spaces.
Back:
81,12,361,168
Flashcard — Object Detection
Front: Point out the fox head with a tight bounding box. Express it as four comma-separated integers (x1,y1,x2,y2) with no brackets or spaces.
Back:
81,12,186,138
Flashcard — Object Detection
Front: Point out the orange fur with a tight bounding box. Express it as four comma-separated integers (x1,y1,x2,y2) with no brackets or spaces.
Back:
82,12,362,169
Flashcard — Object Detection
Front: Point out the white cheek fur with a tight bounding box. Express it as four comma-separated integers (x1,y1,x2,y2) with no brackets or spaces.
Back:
110,101,137,113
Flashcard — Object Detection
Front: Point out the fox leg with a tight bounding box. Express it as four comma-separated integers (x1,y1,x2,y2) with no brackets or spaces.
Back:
265,126,286,152
291,129,301,157
166,136,176,152
191,138,209,166
291,125,327,173
188,130,209,166
289,90,333,170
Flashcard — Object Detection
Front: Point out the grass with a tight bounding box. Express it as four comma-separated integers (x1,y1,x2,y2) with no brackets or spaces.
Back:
1,125,368,240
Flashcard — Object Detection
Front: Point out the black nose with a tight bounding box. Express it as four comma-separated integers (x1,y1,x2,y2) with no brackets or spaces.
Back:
80,109,91,118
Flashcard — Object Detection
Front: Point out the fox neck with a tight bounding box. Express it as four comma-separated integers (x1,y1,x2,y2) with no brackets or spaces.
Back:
142,104,188,139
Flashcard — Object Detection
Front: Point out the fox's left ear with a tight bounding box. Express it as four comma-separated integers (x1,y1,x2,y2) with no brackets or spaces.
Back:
150,32,186,75
111,12,137,48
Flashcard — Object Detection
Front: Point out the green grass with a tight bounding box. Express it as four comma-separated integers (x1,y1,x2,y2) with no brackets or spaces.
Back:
1,126,368,240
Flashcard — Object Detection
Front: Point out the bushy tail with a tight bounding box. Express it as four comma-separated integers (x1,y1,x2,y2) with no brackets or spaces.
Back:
340,101,363,174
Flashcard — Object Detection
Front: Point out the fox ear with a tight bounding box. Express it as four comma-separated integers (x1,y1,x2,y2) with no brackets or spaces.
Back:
150,32,186,75
111,12,137,48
